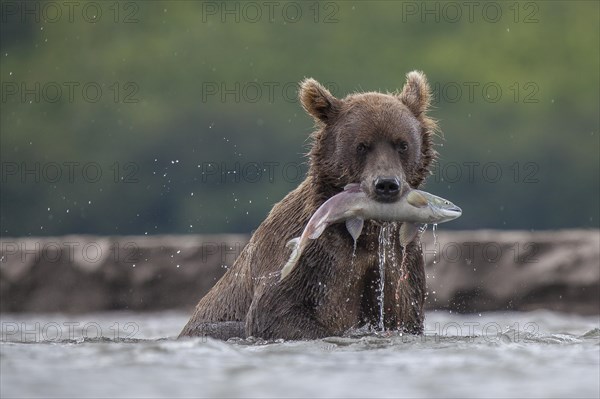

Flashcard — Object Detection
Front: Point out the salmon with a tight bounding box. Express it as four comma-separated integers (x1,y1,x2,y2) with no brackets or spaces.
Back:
280,183,461,280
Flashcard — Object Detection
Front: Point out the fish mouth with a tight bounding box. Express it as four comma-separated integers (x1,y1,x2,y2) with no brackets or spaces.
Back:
438,205,462,221
449,205,462,214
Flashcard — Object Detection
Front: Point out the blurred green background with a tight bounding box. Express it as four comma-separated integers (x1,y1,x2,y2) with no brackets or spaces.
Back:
1,0,598,236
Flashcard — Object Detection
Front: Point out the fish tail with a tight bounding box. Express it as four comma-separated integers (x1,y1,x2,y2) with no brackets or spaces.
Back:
280,257,296,281
280,238,301,280
286,237,300,250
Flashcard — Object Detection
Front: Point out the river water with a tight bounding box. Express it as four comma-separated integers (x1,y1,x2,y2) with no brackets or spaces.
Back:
1,310,598,398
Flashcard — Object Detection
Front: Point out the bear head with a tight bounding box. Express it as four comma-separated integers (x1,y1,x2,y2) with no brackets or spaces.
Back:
300,71,438,203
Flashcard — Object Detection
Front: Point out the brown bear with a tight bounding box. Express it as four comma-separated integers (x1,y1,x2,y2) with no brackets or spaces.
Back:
179,71,438,340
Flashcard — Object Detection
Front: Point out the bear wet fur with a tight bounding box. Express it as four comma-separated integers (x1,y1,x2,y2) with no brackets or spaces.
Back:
179,71,438,340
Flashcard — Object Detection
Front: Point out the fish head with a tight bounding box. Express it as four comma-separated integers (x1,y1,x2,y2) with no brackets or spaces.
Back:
417,191,462,222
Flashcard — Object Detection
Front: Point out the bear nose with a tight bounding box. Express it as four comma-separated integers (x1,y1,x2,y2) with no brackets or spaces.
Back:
374,177,401,200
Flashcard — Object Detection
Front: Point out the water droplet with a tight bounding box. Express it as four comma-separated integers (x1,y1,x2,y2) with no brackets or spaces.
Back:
377,223,393,331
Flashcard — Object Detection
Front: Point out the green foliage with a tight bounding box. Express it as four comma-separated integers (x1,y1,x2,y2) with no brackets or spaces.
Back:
1,1,598,235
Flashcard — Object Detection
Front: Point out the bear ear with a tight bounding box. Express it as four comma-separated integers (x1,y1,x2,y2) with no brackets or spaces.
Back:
299,78,341,125
398,70,431,118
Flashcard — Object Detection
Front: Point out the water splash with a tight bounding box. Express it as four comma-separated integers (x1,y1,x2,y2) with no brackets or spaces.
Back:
347,239,358,288
1,311,597,399
389,226,397,270
432,223,438,264
377,223,393,331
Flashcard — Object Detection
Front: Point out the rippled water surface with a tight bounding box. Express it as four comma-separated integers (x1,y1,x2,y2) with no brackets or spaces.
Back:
1,310,598,398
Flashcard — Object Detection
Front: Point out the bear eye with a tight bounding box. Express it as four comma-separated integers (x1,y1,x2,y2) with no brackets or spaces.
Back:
396,141,409,153
357,143,369,154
